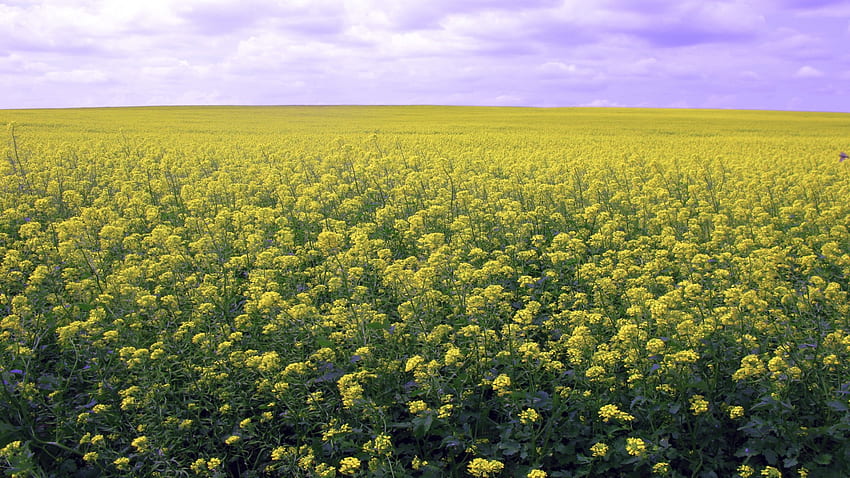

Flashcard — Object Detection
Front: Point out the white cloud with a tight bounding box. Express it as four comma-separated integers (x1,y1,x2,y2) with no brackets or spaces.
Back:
702,94,738,108
739,71,761,81
621,57,659,76
44,69,109,83
539,62,577,73
492,94,525,106
581,99,627,107
789,1,850,17
794,65,825,78
0,0,848,110
667,100,691,108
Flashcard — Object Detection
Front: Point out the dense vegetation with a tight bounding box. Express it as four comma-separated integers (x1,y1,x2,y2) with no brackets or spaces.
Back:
1,106,849,477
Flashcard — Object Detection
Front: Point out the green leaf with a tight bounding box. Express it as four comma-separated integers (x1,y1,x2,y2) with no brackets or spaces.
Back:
499,440,521,456
0,422,24,447
413,414,433,438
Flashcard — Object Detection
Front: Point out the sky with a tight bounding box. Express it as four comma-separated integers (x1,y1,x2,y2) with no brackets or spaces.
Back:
1,0,849,111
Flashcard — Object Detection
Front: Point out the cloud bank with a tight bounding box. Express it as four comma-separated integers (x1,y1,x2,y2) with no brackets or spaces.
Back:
1,0,849,110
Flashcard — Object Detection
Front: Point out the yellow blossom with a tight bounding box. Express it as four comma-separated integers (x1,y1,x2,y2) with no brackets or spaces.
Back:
271,446,287,461
760,466,781,477
408,400,429,414
467,458,505,477
625,437,647,457
131,436,148,453
405,355,425,372
590,442,609,457
362,433,393,456
728,406,745,419
491,374,511,396
338,456,361,475
599,404,635,423
737,465,755,478
689,395,709,415
519,408,540,424
113,457,130,470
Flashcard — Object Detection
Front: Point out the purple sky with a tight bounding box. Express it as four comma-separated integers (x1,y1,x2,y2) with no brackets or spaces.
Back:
1,0,849,111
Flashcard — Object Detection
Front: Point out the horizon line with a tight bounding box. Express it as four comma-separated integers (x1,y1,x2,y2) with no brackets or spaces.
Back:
1,104,848,115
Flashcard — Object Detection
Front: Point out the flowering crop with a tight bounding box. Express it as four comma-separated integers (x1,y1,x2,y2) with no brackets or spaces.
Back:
1,106,849,477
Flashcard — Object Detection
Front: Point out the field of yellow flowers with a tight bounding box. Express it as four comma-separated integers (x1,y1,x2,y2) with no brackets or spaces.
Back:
1,106,849,477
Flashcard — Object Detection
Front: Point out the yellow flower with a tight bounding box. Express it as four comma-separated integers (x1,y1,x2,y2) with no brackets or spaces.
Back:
337,373,365,408
444,346,463,366
190,458,207,473
728,406,745,419
652,462,670,474
315,463,337,477
225,435,241,445
362,433,393,456
767,356,786,373
83,451,99,463
598,404,635,423
527,470,547,478
408,400,429,414
316,230,344,253
322,420,353,442
113,457,130,470
760,466,782,478
405,355,425,372
625,437,647,457
689,395,709,415
467,458,505,477
338,456,361,475
646,338,666,354
519,408,540,424
736,465,754,478
258,291,283,311
131,436,148,453
491,374,511,396
668,349,699,364
733,354,766,381
585,365,606,380
271,446,287,461
590,442,609,457
298,453,316,470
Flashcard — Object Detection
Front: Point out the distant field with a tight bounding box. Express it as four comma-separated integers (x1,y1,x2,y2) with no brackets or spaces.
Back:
1,106,849,477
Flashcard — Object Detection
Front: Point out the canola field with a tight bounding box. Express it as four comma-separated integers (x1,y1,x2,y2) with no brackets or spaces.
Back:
1,106,850,477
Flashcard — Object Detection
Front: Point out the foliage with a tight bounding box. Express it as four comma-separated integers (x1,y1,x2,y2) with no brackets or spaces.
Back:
1,106,849,477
